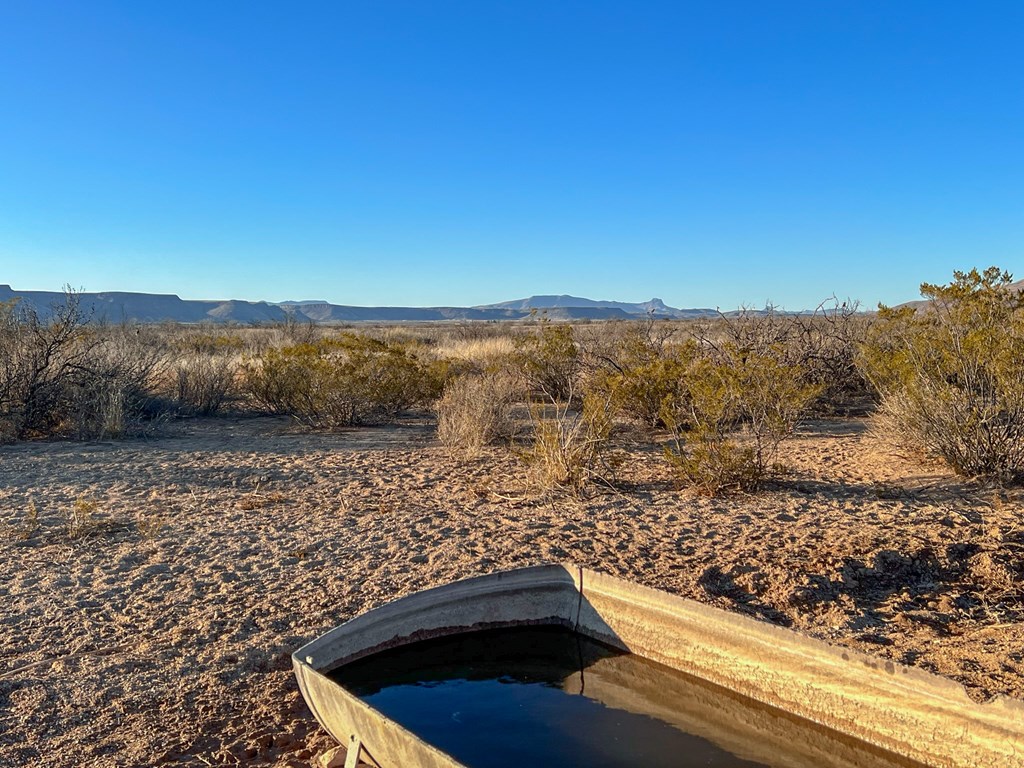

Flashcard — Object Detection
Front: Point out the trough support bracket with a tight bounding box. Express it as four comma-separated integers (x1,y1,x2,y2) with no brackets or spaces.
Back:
574,564,584,630
344,736,362,768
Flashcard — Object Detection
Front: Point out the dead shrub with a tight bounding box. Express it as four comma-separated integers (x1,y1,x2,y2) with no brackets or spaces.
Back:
522,389,619,495
174,355,237,415
435,370,522,458
0,292,168,440
792,298,873,411
66,325,169,438
0,290,93,439
691,301,871,415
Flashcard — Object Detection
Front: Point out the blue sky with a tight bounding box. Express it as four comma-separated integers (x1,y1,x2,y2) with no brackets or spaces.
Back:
1,1,1021,309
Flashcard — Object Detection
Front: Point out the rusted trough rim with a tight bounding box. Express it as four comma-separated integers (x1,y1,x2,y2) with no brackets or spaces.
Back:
292,563,1023,768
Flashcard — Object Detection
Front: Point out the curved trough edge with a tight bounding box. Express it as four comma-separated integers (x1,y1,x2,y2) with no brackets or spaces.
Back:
293,563,1024,768
572,568,1023,768
297,563,579,673
293,564,580,768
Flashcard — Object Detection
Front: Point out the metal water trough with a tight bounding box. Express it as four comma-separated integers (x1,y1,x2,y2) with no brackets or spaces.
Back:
292,564,1023,768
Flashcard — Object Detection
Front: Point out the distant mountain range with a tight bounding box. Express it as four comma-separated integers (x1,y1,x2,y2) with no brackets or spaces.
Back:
476,295,716,318
0,285,722,324
6,281,1019,325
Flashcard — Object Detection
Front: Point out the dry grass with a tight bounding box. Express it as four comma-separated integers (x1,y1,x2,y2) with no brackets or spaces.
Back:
522,391,620,495
433,336,517,368
435,370,522,459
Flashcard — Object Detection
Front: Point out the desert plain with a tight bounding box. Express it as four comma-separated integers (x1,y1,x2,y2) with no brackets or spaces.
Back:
2,409,1022,767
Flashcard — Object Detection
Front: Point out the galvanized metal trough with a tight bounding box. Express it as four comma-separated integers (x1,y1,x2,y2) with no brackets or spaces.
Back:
292,564,1023,768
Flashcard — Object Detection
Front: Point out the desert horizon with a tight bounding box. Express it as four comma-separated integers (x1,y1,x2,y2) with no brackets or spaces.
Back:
3,266,1024,766
4,2,1022,766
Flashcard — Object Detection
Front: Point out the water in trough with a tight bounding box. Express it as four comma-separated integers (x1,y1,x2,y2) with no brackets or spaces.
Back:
331,625,922,768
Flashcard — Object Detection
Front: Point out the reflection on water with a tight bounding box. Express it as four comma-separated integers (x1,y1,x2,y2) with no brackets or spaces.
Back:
331,626,923,768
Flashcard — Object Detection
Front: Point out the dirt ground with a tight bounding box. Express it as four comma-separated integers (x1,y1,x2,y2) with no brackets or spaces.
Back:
1,415,1022,767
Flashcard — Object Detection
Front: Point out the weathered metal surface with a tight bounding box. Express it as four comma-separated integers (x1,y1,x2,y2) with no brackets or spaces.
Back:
573,568,1023,768
293,563,1024,768
293,565,579,768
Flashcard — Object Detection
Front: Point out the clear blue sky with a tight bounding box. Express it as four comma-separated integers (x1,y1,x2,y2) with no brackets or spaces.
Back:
1,2,1021,309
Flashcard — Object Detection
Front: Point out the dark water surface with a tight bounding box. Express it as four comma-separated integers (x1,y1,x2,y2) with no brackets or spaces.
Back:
330,626,921,768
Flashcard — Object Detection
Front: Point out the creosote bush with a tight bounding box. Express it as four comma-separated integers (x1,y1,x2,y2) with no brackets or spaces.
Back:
663,349,820,495
512,318,580,402
244,334,449,428
859,267,1024,484
588,319,696,429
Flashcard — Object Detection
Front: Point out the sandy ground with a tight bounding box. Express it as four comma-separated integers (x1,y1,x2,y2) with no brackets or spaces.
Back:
1,415,1022,767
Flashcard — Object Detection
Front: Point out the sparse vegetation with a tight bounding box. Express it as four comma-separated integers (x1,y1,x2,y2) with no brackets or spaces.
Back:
2,499,41,541
3,275,1024,767
67,497,100,539
2,269,1018,497
135,511,166,539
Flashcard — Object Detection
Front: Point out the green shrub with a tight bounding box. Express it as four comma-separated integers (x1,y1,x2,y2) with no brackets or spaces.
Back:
589,320,696,428
512,319,580,402
244,334,448,428
663,350,819,495
859,267,1024,484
